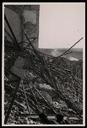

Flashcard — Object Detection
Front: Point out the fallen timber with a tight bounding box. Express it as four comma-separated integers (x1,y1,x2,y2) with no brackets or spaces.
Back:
11,40,82,117
9,35,82,117
5,39,83,122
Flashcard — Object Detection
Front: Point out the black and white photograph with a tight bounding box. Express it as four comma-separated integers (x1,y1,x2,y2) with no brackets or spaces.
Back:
2,2,85,126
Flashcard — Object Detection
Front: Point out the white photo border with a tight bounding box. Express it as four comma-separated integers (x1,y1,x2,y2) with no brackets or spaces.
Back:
2,2,86,127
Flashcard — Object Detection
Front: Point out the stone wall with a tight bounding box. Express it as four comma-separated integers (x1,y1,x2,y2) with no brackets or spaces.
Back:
22,5,39,49
5,5,40,48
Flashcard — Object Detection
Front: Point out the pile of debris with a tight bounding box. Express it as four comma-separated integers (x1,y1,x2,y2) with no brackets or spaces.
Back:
4,14,83,125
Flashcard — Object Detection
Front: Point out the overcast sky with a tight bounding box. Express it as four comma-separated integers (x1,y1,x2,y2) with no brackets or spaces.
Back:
39,3,85,49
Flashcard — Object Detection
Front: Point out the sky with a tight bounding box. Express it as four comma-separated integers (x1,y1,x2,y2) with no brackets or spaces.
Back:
39,3,85,49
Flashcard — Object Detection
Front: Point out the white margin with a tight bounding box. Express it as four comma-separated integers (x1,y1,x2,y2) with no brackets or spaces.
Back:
2,2,85,127
2,2,5,126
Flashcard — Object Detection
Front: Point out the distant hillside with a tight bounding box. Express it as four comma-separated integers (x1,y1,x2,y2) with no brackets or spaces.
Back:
38,48,83,60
